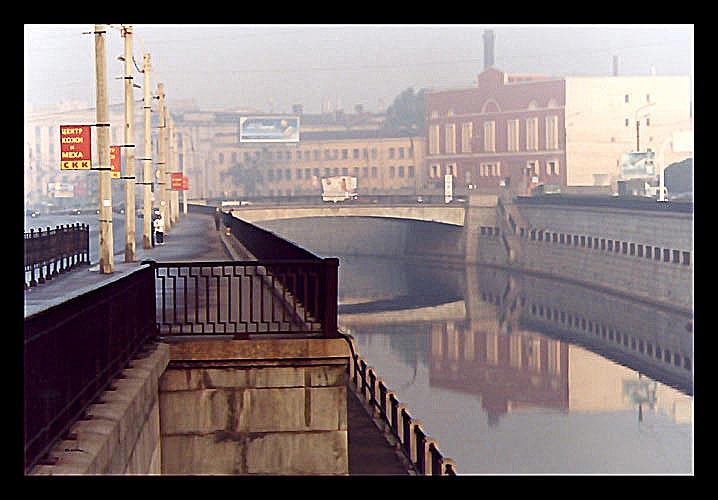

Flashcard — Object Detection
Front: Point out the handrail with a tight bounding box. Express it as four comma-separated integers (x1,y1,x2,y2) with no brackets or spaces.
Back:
339,331,457,476
24,223,90,289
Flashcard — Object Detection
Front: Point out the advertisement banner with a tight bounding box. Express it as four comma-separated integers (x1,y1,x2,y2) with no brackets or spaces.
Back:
48,182,74,198
239,116,299,143
60,125,92,170
620,151,656,179
110,146,121,179
170,172,188,191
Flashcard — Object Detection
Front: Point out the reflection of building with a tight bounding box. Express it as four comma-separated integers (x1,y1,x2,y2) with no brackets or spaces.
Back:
429,321,569,426
424,67,691,194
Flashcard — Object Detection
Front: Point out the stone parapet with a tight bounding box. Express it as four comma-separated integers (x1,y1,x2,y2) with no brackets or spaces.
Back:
159,337,351,475
29,343,170,475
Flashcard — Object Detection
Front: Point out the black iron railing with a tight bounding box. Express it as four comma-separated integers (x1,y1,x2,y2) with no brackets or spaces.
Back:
24,224,90,289
340,332,457,476
24,264,157,474
146,259,338,338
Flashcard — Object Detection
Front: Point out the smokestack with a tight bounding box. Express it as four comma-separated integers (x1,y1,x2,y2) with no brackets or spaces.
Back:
612,55,619,76
483,30,495,70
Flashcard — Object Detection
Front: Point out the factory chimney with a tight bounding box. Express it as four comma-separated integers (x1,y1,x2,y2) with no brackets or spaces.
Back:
483,29,495,70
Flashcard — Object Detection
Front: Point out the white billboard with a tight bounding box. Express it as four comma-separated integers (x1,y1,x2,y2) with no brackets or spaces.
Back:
239,116,299,143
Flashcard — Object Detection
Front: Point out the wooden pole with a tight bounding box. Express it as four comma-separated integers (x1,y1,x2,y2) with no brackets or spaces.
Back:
95,24,113,273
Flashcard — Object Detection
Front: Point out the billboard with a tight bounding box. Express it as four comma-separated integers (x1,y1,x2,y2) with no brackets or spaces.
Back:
239,116,299,143
620,151,655,179
48,182,74,198
60,125,92,170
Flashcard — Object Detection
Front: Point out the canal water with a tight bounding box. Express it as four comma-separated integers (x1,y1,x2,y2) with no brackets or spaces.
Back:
336,255,692,475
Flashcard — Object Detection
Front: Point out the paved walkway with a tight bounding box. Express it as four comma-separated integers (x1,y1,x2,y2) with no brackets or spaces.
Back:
24,213,412,475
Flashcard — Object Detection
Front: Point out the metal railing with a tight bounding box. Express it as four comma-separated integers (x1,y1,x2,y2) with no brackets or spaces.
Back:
24,223,90,289
146,259,338,338
24,264,157,473
340,332,457,476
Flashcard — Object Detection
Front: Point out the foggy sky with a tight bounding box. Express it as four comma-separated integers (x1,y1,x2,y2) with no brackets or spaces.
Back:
24,24,693,114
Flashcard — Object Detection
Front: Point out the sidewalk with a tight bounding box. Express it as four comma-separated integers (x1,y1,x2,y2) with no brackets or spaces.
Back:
24,214,230,318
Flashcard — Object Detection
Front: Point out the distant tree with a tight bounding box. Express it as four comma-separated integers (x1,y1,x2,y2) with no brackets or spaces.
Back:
382,87,426,134
221,160,264,198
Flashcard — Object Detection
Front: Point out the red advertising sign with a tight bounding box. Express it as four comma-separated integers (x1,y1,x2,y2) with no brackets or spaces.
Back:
170,172,184,190
60,125,92,170
110,146,121,179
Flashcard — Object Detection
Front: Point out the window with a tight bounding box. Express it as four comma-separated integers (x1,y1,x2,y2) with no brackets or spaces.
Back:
625,94,630,103
342,149,348,160
507,119,519,152
461,122,473,153
445,124,456,154
362,167,368,178
296,168,302,180
526,117,538,151
446,163,456,176
371,167,377,178
431,164,440,178
353,148,359,159
399,147,405,159
480,162,500,177
342,167,348,176
429,125,440,155
408,165,414,178
526,160,538,178
547,161,560,176
546,115,558,150
389,166,395,177
483,121,495,152
389,147,395,159
398,166,405,177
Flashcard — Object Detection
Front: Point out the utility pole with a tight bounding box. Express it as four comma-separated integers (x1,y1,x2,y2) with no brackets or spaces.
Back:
95,24,113,273
142,52,153,248
182,131,188,215
164,105,172,232
157,83,169,232
122,25,136,262
173,122,180,220
169,117,179,225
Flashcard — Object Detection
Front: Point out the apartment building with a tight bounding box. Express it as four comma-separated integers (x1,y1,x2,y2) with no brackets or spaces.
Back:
424,67,692,195
211,129,424,198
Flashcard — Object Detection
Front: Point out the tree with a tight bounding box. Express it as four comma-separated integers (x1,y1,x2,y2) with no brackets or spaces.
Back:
382,87,426,134
221,159,264,198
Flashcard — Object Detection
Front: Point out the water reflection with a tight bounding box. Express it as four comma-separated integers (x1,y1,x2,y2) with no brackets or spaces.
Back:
337,255,692,474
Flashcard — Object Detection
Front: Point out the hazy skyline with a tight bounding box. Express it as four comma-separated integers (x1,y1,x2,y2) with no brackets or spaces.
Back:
25,24,693,114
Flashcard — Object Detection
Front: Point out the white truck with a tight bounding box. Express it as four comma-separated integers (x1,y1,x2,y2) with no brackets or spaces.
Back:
321,176,358,202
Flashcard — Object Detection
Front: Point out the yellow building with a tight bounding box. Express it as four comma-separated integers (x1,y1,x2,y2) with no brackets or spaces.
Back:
212,129,425,199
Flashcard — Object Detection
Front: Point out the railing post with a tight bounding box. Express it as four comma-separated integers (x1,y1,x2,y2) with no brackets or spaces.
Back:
322,257,339,338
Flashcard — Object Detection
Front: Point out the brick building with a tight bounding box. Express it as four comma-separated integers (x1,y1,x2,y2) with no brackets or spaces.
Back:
424,67,692,195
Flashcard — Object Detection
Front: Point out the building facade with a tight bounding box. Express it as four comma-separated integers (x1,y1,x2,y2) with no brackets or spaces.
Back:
211,129,424,199
424,68,692,195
